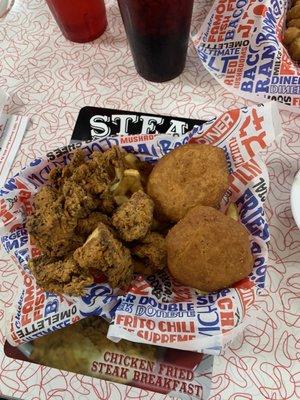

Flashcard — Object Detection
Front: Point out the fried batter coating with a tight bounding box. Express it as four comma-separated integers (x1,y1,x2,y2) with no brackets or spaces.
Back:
111,190,154,242
76,212,111,237
98,192,116,215
131,232,167,274
283,1,300,61
166,206,253,292
287,18,300,28
283,26,300,45
33,186,58,210
147,144,229,222
99,146,126,178
49,149,86,187
29,255,93,296
287,4,300,21
74,223,133,288
61,151,110,200
289,36,300,60
50,148,125,214
62,180,100,219
26,197,84,257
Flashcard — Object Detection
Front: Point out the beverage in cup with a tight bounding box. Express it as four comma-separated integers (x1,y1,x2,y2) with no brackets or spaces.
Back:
45,0,107,43
117,0,194,82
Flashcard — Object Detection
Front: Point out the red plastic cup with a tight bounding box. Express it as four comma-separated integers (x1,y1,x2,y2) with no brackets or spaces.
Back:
118,0,194,82
45,0,107,43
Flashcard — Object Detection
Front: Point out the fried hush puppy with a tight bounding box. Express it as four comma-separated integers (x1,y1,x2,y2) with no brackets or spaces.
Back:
283,0,300,60
147,144,229,222
166,206,253,292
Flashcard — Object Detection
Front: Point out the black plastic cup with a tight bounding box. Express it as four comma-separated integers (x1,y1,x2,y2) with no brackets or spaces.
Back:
118,0,194,83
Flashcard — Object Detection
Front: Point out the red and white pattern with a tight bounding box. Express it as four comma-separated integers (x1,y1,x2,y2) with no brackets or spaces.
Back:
0,0,299,399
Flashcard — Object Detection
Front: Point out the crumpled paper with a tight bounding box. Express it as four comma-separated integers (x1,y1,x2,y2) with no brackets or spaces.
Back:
193,0,300,112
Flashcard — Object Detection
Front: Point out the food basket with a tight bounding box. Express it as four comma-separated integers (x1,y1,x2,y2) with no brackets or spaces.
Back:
0,102,280,355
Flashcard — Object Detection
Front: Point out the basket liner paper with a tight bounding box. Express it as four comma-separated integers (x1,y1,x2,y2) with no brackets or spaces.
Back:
193,0,300,112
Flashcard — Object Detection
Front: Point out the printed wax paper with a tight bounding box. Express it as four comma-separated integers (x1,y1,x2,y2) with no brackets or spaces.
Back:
0,102,280,354
0,89,29,186
193,0,300,112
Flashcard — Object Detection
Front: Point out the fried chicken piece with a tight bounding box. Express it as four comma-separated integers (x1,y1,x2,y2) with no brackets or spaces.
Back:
68,147,86,168
51,149,120,211
74,223,133,288
131,232,167,274
69,161,109,196
49,149,86,187
33,185,58,209
111,190,154,242
28,148,129,258
95,146,126,179
133,258,153,276
29,255,93,296
76,212,111,237
84,147,126,195
98,191,116,215
49,167,63,187
61,148,125,215
26,198,84,257
62,180,100,219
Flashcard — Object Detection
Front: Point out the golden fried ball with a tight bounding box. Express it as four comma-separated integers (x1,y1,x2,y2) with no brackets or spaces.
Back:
289,36,300,60
166,206,253,292
147,144,229,222
283,26,300,45
287,4,300,21
287,18,300,28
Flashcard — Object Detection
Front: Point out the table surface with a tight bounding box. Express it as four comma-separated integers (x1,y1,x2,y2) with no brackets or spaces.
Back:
0,1,299,399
